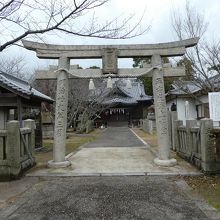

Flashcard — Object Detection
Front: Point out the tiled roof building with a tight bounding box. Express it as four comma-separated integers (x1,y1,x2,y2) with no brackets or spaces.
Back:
93,78,153,126
0,71,54,147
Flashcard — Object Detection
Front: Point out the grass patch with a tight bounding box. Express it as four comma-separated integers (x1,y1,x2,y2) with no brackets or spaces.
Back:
184,175,220,212
132,128,158,148
35,129,102,165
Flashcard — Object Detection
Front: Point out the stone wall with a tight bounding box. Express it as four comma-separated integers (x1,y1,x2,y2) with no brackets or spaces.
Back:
41,112,54,139
42,123,54,138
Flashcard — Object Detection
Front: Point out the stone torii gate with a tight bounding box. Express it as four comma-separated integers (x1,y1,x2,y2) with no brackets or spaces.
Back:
22,38,199,168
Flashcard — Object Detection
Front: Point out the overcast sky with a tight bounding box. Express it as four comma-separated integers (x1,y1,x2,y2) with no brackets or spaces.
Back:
1,0,220,74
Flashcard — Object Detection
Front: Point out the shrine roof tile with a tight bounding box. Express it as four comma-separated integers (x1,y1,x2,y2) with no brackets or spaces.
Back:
100,78,152,105
0,71,54,102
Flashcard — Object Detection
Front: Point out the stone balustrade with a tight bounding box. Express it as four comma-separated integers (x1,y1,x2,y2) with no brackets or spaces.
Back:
141,115,156,135
170,117,220,173
0,120,35,180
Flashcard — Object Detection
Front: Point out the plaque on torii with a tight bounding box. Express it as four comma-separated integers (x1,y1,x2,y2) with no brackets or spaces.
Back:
22,37,199,168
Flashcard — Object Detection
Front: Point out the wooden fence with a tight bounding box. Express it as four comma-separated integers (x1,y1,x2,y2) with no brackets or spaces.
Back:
0,119,35,179
168,112,220,173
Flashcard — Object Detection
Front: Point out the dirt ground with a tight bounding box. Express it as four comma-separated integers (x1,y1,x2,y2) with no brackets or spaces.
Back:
34,129,103,166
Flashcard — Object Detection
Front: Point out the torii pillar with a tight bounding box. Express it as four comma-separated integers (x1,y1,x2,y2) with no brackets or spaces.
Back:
151,55,177,166
49,57,71,168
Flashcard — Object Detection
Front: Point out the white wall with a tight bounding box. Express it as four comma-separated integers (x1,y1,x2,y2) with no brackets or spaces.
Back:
178,98,197,122
167,94,220,127
167,97,197,125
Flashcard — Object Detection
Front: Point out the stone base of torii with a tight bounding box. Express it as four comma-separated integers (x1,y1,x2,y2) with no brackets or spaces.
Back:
22,38,199,168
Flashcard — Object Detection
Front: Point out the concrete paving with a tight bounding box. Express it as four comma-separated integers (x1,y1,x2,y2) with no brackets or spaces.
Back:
1,176,219,220
28,127,201,177
84,127,145,148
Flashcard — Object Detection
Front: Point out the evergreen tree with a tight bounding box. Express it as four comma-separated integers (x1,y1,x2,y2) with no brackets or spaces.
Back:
132,57,172,96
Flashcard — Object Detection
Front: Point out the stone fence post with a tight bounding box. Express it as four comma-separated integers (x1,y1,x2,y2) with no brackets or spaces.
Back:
167,111,172,149
7,120,21,177
200,119,215,172
24,119,36,158
173,120,183,152
168,112,177,150
186,120,197,158
171,112,177,151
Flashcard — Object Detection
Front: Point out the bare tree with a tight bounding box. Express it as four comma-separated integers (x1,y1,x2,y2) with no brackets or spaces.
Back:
0,0,149,52
33,78,56,114
35,77,114,131
172,1,220,93
0,55,35,81
68,78,114,131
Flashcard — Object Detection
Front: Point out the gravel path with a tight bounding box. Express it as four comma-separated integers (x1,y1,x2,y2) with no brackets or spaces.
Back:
1,176,217,220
